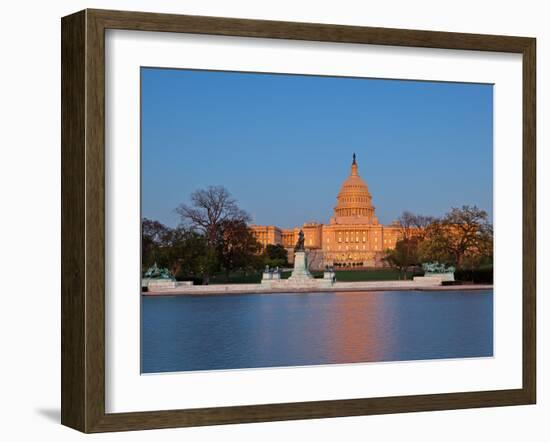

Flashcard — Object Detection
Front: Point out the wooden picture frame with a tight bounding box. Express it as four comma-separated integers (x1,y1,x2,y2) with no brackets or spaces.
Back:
61,8,536,433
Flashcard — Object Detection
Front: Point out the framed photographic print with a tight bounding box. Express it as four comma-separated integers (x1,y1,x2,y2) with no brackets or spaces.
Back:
61,9,536,433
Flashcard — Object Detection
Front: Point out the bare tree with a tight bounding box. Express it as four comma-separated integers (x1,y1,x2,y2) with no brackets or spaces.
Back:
398,211,435,241
397,211,416,241
175,186,251,284
175,186,251,246
420,205,492,269
410,214,435,240
395,211,435,275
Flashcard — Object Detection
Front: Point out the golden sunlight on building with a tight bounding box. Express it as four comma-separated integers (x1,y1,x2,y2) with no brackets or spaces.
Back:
250,154,404,269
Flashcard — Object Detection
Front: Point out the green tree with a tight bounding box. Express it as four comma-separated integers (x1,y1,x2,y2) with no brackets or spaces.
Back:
195,247,220,284
142,219,210,279
217,219,262,281
141,218,172,272
168,228,209,279
263,244,289,268
383,238,420,280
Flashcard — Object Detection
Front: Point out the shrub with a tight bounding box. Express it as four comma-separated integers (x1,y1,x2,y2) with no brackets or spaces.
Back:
454,267,493,284
178,276,204,285
442,280,463,286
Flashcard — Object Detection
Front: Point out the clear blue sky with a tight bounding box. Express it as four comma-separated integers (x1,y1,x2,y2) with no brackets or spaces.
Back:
141,68,493,228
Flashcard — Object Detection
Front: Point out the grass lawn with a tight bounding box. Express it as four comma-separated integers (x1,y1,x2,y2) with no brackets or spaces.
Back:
207,268,413,284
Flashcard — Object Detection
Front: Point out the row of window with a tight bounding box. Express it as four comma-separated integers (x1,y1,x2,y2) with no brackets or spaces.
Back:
255,230,399,246
336,209,372,216
339,197,370,203
337,237,366,243
327,245,381,251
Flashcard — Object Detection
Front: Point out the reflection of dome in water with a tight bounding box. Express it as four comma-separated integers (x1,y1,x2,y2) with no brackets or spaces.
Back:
331,154,378,225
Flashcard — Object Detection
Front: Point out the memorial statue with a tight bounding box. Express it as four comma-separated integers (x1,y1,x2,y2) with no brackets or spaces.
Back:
422,261,455,275
144,262,174,280
294,229,305,252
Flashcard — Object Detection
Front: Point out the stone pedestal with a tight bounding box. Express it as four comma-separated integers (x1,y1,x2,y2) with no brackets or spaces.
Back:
289,251,313,280
323,269,336,285
413,272,454,284
147,279,177,290
430,271,455,282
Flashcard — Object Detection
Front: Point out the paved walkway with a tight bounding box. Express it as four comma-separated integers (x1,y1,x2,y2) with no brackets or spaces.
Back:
144,280,493,296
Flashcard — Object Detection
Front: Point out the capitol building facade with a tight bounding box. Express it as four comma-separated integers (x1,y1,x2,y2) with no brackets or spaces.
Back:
250,155,403,269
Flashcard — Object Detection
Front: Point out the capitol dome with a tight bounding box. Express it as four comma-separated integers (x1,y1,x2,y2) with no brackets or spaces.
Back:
331,154,378,225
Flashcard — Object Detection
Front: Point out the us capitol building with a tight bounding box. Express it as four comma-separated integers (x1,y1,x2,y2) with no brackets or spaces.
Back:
250,154,403,269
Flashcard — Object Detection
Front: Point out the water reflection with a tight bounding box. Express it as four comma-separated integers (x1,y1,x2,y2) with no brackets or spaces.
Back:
141,290,493,373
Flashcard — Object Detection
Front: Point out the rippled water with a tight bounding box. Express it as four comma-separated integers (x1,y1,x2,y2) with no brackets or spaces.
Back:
141,290,493,373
